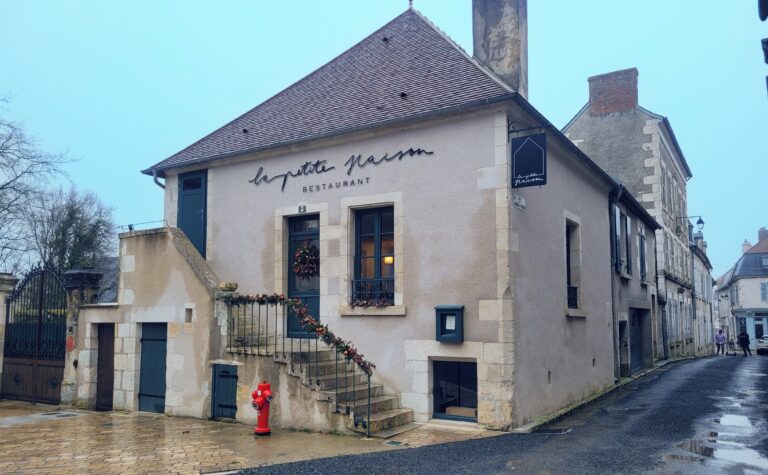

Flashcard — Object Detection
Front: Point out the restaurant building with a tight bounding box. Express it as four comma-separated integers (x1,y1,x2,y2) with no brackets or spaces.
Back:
48,1,652,433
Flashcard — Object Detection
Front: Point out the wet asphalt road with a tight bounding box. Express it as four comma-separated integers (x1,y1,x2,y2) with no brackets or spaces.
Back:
241,355,768,474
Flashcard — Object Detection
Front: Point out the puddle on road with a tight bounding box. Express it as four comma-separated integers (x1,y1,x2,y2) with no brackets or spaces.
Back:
714,448,768,470
678,440,714,457
718,414,752,428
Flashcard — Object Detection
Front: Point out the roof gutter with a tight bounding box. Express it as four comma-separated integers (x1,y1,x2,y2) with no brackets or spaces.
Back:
152,169,166,189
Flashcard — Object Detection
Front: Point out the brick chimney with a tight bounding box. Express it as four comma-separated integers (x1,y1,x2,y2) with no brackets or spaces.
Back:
759,227,768,242
588,68,639,116
473,0,528,98
743,239,753,254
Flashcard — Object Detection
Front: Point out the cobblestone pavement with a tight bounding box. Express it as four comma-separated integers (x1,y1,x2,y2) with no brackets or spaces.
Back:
0,401,498,474
0,401,393,474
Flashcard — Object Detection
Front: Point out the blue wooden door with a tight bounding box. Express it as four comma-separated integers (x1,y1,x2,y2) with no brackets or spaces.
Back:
178,170,207,257
287,215,320,338
630,310,644,373
211,364,238,419
138,323,167,413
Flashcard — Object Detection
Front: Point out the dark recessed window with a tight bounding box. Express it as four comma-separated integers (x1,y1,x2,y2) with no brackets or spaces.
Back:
352,207,394,305
433,361,477,422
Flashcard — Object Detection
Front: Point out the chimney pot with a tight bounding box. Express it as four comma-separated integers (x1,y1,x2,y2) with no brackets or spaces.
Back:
743,239,753,254
758,226,768,242
472,0,528,98
588,68,639,115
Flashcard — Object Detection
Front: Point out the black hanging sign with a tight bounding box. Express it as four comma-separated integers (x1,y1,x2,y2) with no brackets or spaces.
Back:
511,133,547,188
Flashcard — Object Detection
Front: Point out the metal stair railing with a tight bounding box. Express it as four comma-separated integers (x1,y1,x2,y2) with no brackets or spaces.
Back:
220,293,375,437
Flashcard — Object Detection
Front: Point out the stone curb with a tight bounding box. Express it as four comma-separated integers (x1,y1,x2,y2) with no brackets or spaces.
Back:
509,356,700,434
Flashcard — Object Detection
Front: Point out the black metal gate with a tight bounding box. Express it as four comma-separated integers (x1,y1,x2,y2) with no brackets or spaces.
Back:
1,267,67,404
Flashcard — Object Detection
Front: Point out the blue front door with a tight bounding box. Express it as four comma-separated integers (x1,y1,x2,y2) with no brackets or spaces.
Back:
138,323,167,413
287,215,320,338
178,170,207,257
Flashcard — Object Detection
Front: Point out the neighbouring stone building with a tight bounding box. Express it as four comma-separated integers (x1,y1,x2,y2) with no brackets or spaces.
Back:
609,188,660,377
564,68,715,360
716,228,768,350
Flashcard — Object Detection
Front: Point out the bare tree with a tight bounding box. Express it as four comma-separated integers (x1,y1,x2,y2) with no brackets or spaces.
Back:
0,112,69,272
26,188,116,272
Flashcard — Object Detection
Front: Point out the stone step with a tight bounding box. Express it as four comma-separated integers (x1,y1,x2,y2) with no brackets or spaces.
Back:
322,384,384,405
348,408,414,435
369,422,421,439
339,395,400,414
308,372,367,390
297,359,361,376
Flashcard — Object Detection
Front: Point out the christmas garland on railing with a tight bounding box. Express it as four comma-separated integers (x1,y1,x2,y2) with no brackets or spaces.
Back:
218,292,376,375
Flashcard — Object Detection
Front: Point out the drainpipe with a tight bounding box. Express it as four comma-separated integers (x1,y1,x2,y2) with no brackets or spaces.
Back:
152,169,166,189
609,185,624,381
688,223,697,357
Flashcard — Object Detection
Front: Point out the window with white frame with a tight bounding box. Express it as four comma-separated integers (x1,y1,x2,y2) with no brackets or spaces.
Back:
761,282,768,302
565,219,581,309
352,206,395,306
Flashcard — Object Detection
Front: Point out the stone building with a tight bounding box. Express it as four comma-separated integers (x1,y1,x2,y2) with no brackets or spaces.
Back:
71,0,630,432
2,1,668,433
564,68,714,359
716,227,768,350
609,187,660,377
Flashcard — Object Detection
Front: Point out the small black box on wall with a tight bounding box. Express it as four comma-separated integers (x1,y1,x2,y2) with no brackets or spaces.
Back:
435,305,464,343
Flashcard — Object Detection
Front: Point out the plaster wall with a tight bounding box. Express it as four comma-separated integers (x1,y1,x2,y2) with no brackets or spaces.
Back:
734,278,768,309
510,138,614,426
164,111,504,424
77,229,218,418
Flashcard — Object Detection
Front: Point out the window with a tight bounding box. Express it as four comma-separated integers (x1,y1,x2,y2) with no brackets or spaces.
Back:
566,220,580,309
762,256,768,268
613,205,622,272
639,230,648,282
761,282,768,302
352,207,394,305
625,215,632,275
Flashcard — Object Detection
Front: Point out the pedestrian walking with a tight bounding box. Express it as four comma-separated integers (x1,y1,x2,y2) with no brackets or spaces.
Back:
715,329,726,355
737,330,752,356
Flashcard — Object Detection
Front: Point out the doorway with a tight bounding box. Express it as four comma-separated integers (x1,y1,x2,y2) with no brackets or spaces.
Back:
630,309,644,373
177,170,207,257
138,323,167,413
95,323,115,411
211,364,238,420
433,361,477,421
287,215,320,338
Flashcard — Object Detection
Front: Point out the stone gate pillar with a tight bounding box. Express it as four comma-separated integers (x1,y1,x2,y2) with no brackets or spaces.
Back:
61,268,103,404
0,273,20,395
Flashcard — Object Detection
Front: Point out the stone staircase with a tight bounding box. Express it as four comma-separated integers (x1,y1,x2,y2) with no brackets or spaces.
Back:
239,338,415,437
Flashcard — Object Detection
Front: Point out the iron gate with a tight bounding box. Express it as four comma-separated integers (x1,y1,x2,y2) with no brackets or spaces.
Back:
1,267,67,403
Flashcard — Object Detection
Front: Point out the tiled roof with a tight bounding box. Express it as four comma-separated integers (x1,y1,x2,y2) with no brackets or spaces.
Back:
144,9,511,175
720,237,768,288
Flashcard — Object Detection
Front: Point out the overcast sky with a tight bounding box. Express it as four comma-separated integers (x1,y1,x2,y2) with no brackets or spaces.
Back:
1,1,765,278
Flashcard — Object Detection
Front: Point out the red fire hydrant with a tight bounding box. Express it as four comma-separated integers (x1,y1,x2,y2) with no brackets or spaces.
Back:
251,381,274,436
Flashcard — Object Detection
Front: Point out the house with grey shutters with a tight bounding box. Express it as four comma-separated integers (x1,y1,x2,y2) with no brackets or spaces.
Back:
53,1,659,433
564,68,714,360
717,228,768,350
